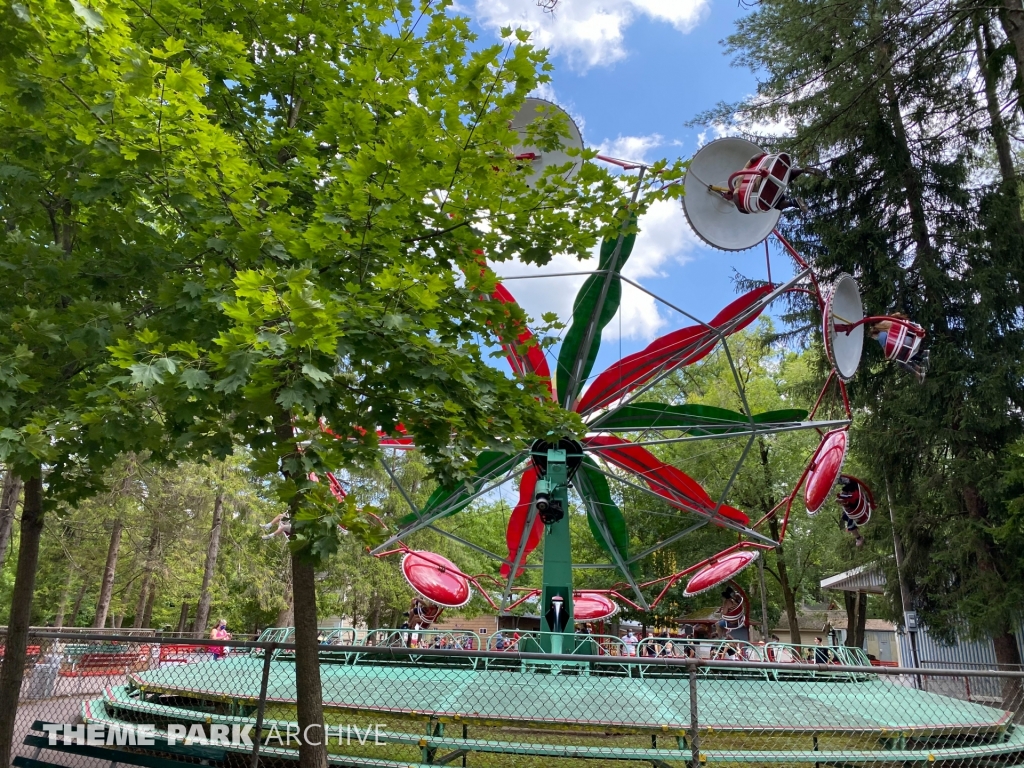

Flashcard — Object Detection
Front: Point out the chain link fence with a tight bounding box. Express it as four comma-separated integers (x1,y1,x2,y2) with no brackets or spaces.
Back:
2,629,1022,768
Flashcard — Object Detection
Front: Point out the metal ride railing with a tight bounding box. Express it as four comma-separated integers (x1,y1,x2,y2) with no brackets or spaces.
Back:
764,641,871,666
635,637,764,660
363,628,480,651
486,630,626,656
4,628,1024,768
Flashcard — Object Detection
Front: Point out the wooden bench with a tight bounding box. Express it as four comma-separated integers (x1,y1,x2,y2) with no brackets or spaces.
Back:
0,645,41,667
157,644,205,665
60,647,150,677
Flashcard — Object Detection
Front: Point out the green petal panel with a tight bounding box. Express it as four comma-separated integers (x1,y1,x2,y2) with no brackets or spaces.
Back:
590,403,808,434
555,216,637,407
575,456,635,576
397,451,524,526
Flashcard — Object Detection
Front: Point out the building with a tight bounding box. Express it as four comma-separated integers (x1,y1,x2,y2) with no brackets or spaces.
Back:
820,563,1024,669
825,611,899,663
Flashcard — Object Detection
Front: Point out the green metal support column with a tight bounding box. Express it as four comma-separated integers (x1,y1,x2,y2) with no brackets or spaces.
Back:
539,448,573,652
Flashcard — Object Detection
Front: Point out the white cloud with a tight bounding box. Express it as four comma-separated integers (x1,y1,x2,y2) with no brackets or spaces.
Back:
596,134,663,166
709,102,795,141
493,198,697,344
472,0,709,72
529,81,558,103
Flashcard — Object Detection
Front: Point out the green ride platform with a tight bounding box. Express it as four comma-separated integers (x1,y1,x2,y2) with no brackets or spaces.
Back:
67,652,1024,767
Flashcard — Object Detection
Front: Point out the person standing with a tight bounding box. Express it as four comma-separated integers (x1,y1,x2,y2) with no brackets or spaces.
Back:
623,629,638,657
813,636,830,664
641,632,657,657
210,619,231,660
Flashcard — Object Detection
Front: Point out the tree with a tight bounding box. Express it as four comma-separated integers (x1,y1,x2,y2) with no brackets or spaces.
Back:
194,468,225,637
92,518,123,628
0,472,21,575
72,1,651,764
0,0,206,750
715,0,1024,685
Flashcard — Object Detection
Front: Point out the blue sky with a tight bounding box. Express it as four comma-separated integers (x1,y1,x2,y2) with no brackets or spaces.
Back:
460,0,796,383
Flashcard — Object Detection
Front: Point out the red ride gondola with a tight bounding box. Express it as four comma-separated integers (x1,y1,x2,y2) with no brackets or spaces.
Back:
683,548,760,597
401,550,473,609
836,474,876,547
879,320,925,364
730,153,796,214
572,592,619,621
837,474,874,526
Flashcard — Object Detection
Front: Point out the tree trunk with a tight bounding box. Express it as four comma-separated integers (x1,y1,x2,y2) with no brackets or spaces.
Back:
176,601,190,634
767,516,801,645
976,21,1019,190
194,483,225,637
293,553,328,768
274,402,328,768
874,41,949,332
54,568,75,629
998,0,1024,110
68,580,88,628
112,614,123,629
843,591,857,646
142,583,157,629
0,471,22,574
992,631,1024,716
388,606,403,627
133,522,161,628
276,596,294,627
880,74,935,266
844,592,868,649
275,552,294,627
131,580,149,629
93,519,123,629
0,473,44,768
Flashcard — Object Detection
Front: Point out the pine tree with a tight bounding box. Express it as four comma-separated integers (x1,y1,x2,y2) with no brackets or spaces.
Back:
713,0,1024,682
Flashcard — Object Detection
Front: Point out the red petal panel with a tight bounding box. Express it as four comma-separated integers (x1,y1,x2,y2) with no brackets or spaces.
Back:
577,285,776,417
401,551,472,608
585,436,750,526
709,284,776,327
492,284,553,395
577,326,709,416
501,467,541,578
804,429,849,515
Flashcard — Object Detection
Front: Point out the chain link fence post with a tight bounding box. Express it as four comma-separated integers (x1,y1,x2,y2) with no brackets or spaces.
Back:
250,641,276,768
689,660,700,768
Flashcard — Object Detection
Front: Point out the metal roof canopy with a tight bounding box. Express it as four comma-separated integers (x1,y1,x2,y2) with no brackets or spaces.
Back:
820,562,886,594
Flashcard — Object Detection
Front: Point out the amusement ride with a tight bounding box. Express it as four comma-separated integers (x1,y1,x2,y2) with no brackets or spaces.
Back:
68,98,1024,768
347,101,927,645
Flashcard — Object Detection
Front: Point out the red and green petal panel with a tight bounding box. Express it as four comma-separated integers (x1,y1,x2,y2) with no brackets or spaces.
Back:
585,435,749,526
576,284,776,417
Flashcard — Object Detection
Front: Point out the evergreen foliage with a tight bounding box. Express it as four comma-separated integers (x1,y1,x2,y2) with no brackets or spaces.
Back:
710,0,1024,662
